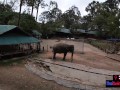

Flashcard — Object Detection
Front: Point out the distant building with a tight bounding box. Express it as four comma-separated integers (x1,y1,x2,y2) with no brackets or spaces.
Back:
0,25,40,59
54,28,72,38
32,30,42,39
73,29,98,38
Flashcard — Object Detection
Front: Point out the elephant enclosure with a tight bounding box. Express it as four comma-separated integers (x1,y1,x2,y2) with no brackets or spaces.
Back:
40,39,120,71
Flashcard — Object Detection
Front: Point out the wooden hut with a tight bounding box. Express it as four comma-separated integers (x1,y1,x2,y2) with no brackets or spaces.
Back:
0,25,40,59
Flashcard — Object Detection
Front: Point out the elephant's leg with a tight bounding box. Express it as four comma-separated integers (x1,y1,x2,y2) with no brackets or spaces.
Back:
63,52,67,60
53,52,56,59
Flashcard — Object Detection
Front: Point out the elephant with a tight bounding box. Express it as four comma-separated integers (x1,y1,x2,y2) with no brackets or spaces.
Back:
51,43,74,62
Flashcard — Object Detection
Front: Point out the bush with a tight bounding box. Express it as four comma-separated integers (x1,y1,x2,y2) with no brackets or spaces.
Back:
86,39,120,54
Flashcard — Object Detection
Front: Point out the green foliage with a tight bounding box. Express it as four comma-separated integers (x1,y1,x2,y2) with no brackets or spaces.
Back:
0,3,13,24
9,13,39,32
84,0,120,38
40,1,61,22
0,2,40,33
61,6,81,29
39,2,81,34
87,39,120,54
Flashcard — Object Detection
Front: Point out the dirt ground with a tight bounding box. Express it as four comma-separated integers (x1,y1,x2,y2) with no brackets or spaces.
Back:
0,63,73,90
40,39,120,71
0,39,120,90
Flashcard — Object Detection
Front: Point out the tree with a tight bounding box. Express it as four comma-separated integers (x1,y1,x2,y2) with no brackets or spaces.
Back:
9,13,39,32
9,0,18,9
0,3,13,24
85,0,120,38
39,1,63,36
3,0,7,5
35,0,47,21
39,1,61,22
105,0,120,12
26,0,36,16
61,6,81,29
18,0,26,26
86,1,100,19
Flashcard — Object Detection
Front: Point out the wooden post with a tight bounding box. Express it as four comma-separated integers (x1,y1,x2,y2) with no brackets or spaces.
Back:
81,38,84,54
38,42,40,52
39,42,41,51
47,45,48,52
43,46,44,52
37,43,38,51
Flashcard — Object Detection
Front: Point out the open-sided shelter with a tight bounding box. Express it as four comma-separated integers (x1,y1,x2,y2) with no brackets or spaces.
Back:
0,25,40,58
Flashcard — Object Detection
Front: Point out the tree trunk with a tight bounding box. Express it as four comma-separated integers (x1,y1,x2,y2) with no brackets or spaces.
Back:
31,5,34,16
31,0,35,16
36,4,39,21
18,0,23,26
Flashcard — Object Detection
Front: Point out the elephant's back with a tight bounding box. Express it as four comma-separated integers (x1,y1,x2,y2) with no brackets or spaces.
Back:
53,43,70,53
53,43,70,49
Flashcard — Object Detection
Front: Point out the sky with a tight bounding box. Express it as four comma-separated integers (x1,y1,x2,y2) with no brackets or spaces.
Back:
0,0,106,19
43,0,106,16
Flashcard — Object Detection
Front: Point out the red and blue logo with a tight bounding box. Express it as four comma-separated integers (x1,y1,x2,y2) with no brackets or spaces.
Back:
106,75,120,87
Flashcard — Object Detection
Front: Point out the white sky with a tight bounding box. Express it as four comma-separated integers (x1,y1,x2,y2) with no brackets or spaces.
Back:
0,0,106,19
43,0,106,16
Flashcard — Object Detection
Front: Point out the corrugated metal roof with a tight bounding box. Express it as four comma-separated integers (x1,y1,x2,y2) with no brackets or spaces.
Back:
77,29,86,33
0,35,39,45
77,29,97,35
87,30,97,35
61,29,71,33
0,25,17,35
58,28,71,34
0,25,40,45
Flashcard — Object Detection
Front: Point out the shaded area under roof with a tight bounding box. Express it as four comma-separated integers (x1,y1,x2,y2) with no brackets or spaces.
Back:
0,25,17,35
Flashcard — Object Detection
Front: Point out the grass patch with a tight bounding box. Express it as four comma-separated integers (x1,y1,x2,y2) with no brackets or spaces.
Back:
86,39,120,54
0,57,26,66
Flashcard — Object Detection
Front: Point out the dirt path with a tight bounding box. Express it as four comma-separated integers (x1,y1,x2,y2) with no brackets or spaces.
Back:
0,64,73,90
